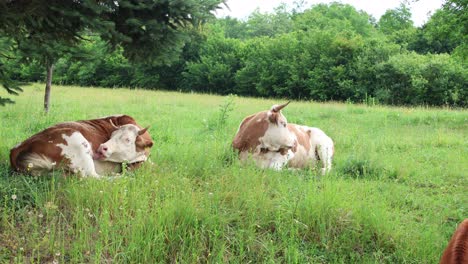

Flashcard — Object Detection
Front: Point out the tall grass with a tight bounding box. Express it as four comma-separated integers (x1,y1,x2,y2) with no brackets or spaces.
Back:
0,84,466,263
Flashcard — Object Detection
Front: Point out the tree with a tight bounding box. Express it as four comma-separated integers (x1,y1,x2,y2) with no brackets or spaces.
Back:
0,0,224,111
0,37,22,105
378,3,416,46
244,4,293,38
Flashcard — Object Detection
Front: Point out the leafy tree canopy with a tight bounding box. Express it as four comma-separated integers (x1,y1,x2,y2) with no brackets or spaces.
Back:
0,0,225,104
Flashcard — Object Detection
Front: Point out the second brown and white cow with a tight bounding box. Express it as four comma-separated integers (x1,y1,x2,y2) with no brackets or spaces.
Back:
10,115,153,178
232,102,334,173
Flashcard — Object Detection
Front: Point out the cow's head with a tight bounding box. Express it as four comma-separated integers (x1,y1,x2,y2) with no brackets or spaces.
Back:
258,102,296,152
94,122,154,163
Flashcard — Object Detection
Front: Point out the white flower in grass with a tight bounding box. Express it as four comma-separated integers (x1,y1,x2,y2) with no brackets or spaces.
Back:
55,252,61,257
19,247,24,251
38,213,44,218
11,194,17,200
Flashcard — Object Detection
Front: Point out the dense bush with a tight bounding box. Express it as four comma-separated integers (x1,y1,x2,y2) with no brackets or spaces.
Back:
375,53,467,106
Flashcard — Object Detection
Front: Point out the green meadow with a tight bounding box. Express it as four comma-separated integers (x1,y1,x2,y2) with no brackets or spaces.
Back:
0,84,466,263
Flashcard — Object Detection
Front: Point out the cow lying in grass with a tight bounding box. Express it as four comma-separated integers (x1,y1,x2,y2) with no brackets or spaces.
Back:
232,102,334,174
10,115,153,178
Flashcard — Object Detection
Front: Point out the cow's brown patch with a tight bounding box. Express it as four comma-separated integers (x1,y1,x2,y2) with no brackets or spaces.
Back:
232,111,269,152
287,124,311,153
440,219,468,264
268,112,278,124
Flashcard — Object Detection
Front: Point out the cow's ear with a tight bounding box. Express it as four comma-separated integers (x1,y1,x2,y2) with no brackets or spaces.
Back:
292,141,298,152
268,112,278,124
146,141,154,148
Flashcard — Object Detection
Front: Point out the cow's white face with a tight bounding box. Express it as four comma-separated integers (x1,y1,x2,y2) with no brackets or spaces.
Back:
94,124,148,163
259,105,296,152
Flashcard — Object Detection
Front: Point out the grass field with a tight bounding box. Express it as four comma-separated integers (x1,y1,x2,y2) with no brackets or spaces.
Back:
0,84,467,263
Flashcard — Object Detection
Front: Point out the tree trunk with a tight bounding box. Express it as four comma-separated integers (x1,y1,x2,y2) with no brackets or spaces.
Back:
44,63,54,113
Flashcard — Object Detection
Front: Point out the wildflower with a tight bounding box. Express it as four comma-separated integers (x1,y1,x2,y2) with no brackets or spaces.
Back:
11,194,17,200
99,190,103,194
51,162,57,166
45,202,57,210
55,252,61,257
19,247,24,251
38,213,44,218
208,192,213,196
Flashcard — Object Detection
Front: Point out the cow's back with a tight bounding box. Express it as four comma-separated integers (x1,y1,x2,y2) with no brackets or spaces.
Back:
287,124,334,173
287,124,313,168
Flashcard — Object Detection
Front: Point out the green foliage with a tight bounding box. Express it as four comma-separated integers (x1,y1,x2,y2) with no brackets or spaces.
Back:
0,37,23,105
293,3,377,37
3,1,467,107
0,0,225,64
244,4,293,38
0,0,225,107
203,94,236,131
374,52,467,106
409,7,465,54
182,34,243,94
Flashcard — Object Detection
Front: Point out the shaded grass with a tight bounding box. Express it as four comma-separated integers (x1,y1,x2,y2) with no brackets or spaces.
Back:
0,84,467,263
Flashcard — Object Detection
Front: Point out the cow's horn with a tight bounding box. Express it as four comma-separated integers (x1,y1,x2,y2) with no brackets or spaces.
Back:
138,126,150,136
109,119,119,129
273,101,290,112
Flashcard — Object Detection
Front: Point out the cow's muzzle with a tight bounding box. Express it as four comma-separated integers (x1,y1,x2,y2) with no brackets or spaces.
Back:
93,144,110,160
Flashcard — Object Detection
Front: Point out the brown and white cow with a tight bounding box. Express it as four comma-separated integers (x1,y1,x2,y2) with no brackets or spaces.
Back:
10,115,153,178
232,102,334,173
440,219,468,264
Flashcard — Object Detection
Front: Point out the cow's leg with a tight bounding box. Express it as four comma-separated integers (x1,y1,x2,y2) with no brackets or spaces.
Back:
57,132,100,178
264,151,292,170
316,142,333,175
18,152,56,176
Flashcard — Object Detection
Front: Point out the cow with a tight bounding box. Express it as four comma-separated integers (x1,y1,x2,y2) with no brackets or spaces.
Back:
440,219,468,264
232,102,334,173
10,115,154,178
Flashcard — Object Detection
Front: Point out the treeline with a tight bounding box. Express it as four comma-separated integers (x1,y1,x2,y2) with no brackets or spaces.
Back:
5,3,467,106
